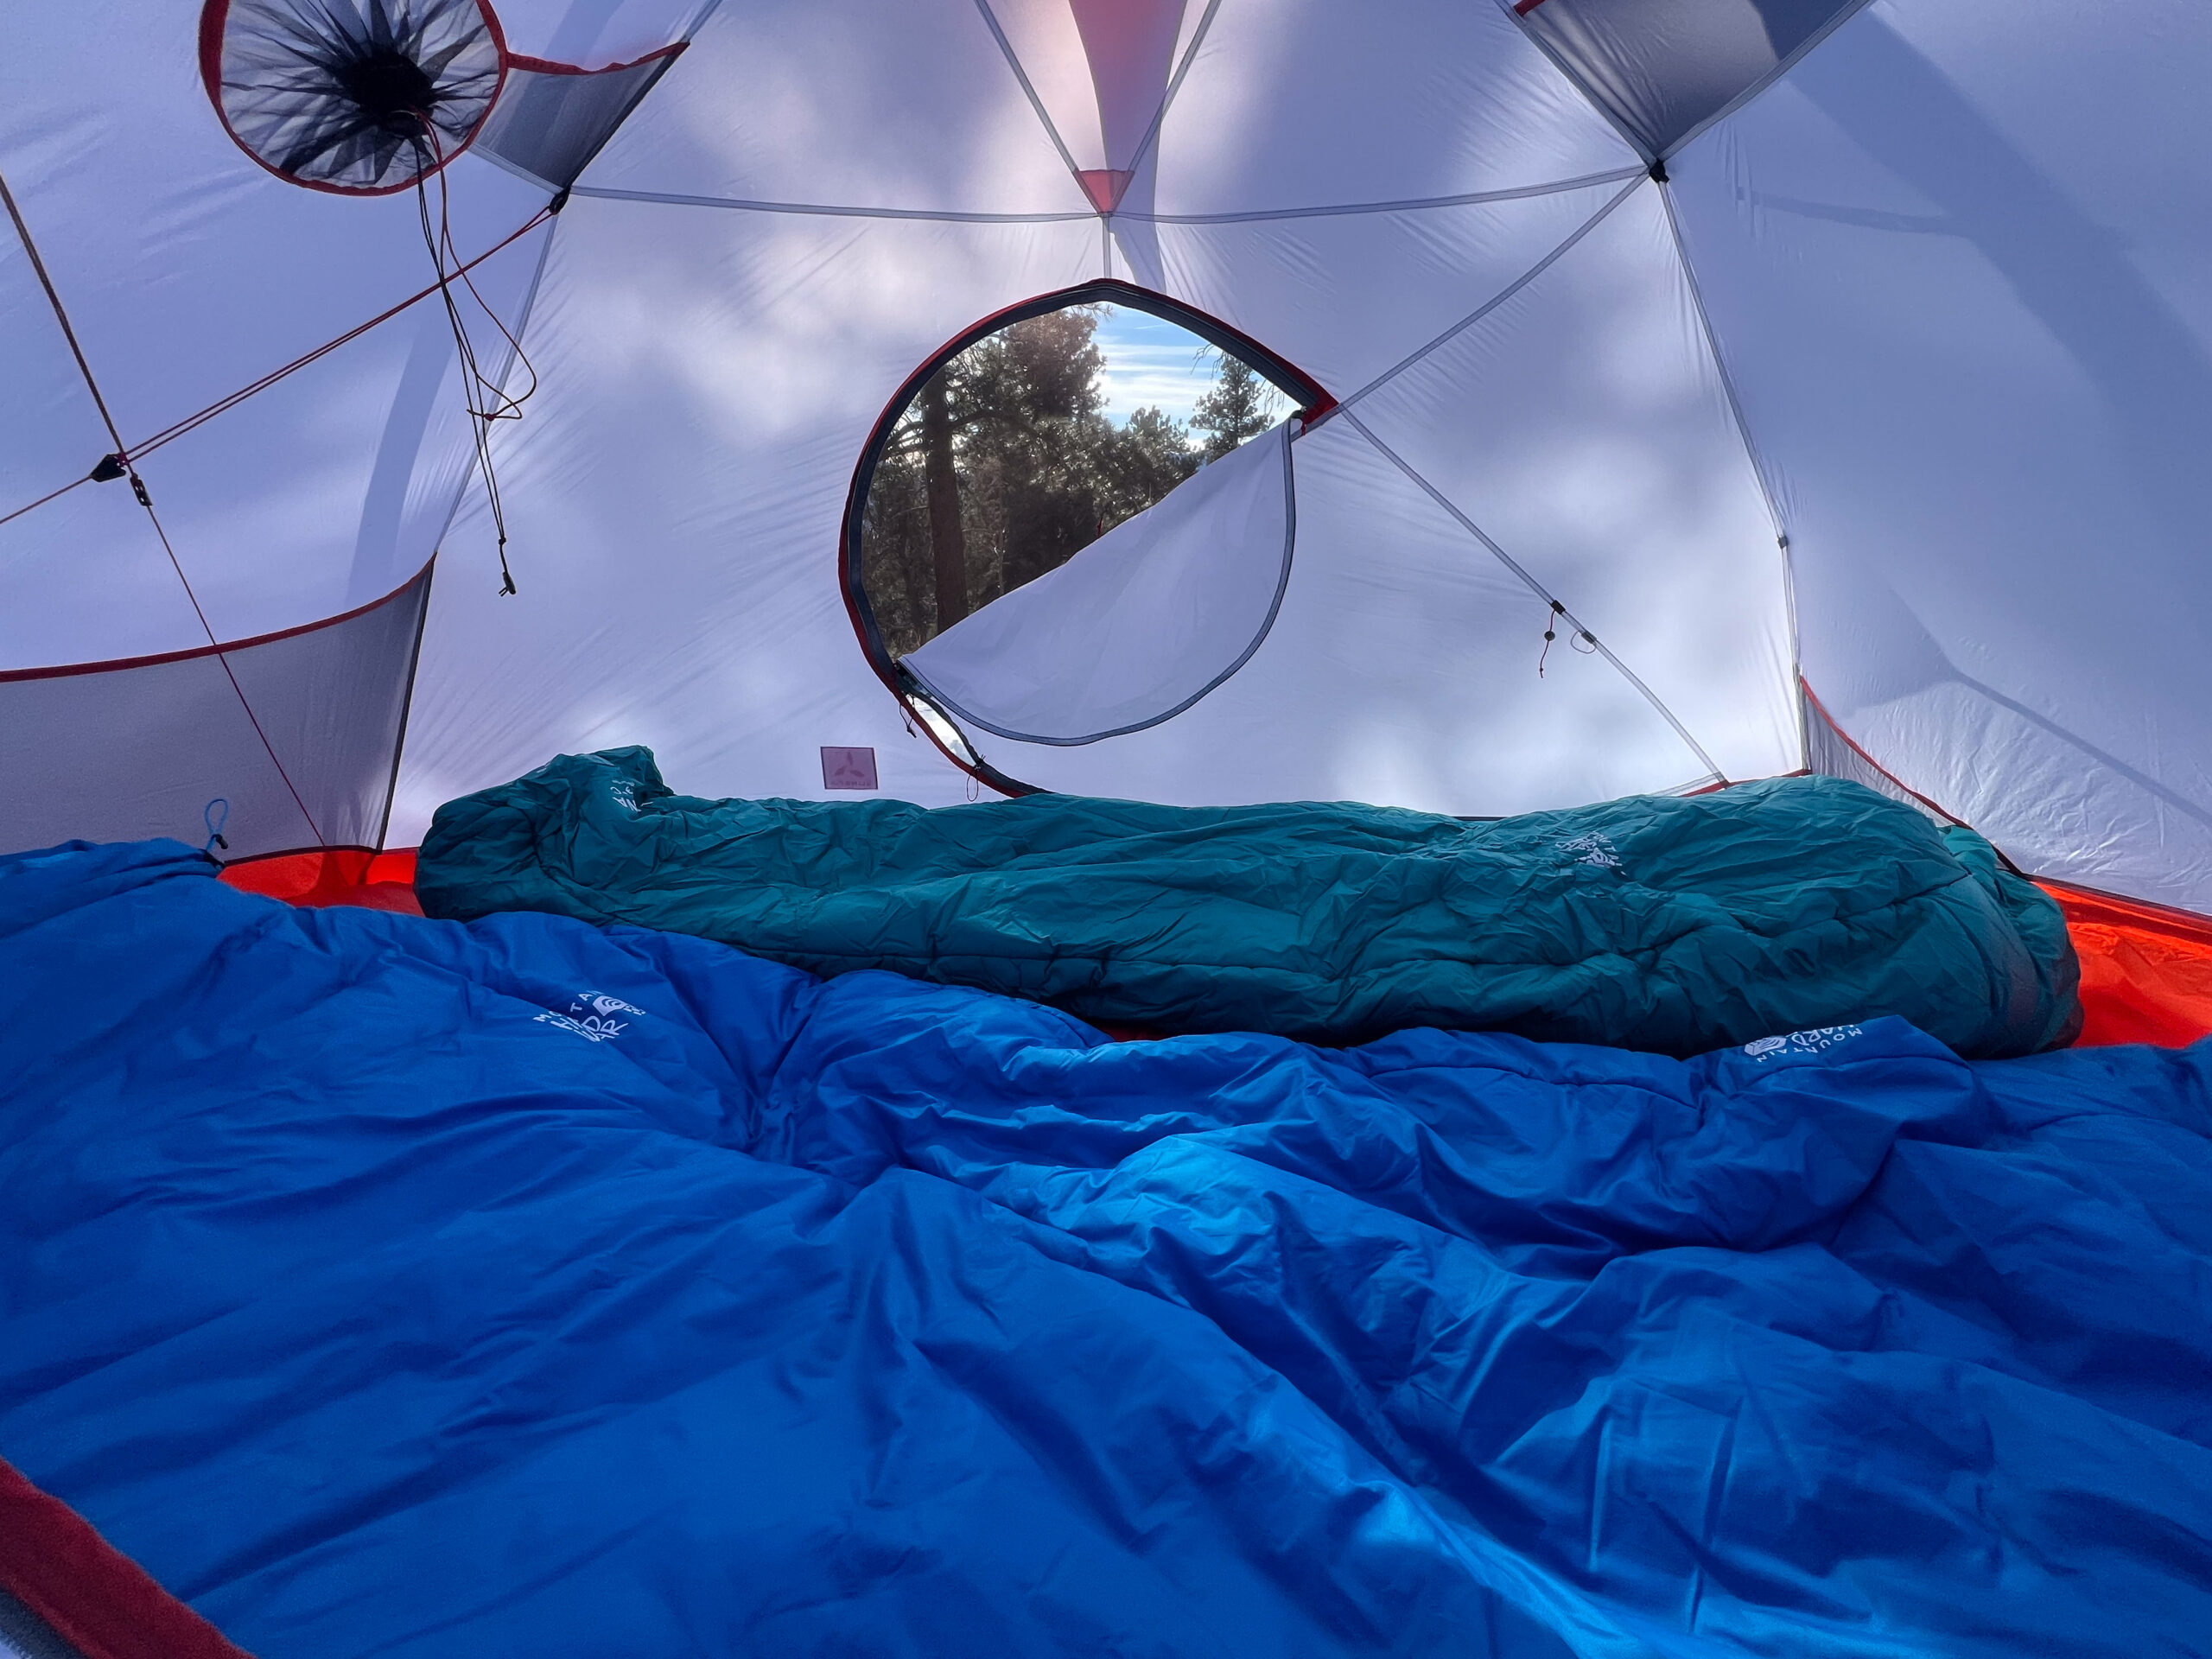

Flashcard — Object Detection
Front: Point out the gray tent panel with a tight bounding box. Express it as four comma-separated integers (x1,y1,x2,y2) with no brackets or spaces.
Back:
1511,0,1868,156
0,563,432,860
475,48,686,192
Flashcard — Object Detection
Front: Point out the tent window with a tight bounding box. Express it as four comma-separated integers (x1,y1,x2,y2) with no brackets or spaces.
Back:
851,292,1316,661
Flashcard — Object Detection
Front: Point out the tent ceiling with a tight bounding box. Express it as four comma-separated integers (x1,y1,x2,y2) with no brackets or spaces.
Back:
1,0,2207,913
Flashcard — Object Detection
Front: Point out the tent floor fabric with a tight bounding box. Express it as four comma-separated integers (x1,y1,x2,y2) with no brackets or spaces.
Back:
4,839,2208,1656
416,750,2080,1058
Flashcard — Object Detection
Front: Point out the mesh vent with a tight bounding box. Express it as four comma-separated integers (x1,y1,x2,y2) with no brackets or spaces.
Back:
200,0,505,194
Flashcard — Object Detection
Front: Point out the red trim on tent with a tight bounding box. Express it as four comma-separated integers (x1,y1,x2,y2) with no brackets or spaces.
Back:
838,278,1335,798
503,43,687,77
0,1458,251,1659
1798,677,1965,823
1077,168,1134,213
1785,683,2212,1046
0,562,433,683
198,0,511,200
222,847,423,914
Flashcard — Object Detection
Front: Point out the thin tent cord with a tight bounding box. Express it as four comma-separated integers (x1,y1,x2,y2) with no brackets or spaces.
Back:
0,474,94,532
1340,407,1726,783
0,206,551,535
411,122,540,594
0,165,326,849
420,204,562,562
137,477,330,847
0,170,127,450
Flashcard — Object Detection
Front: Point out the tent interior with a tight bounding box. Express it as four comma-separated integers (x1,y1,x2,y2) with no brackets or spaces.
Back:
3,1,2212,1654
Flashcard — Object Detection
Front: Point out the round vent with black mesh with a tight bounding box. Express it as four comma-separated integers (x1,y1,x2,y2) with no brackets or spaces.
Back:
198,0,507,195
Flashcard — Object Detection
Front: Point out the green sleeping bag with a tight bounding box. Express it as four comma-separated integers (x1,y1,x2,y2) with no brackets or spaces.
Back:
416,747,2080,1057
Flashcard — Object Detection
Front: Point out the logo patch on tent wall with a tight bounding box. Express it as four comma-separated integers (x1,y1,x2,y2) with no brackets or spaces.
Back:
1744,1025,1864,1061
534,990,644,1043
822,747,878,790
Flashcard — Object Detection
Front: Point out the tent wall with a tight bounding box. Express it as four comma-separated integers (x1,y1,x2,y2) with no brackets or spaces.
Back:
391,0,1797,835
1669,0,2212,913
0,3,548,665
1512,0,1872,159
390,201,1105,835
3,0,2209,917
0,566,432,861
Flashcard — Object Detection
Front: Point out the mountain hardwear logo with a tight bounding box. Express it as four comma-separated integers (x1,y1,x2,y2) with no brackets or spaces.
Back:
534,991,645,1043
1744,1024,1864,1061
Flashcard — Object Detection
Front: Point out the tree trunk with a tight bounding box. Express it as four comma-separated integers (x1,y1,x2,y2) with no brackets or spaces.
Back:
921,380,967,632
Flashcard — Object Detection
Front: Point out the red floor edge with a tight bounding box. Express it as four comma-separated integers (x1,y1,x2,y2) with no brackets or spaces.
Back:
219,848,2212,1050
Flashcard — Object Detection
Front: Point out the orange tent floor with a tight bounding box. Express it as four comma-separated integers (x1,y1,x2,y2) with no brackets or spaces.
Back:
218,850,2212,1051
2037,880,2212,1047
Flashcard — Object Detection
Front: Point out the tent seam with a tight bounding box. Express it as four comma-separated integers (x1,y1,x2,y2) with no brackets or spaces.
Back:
1654,178,1805,770
1319,175,1643,423
1658,0,1884,161
970,0,1096,213
677,0,727,42
566,186,1096,223
1133,168,1646,224
1490,0,1655,163
1338,408,1726,783
1117,0,1224,188
565,171,1647,226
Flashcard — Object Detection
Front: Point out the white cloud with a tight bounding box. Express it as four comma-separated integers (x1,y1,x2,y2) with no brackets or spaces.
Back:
1091,304,1290,435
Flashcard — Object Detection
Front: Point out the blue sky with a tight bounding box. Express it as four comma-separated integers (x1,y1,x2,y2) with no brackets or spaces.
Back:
1090,303,1290,439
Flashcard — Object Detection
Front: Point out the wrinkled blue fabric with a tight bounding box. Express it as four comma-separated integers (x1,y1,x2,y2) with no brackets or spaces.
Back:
1,840,2206,1657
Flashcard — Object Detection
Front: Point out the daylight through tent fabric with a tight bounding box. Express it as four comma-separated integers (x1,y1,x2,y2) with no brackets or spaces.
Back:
0,0,2206,916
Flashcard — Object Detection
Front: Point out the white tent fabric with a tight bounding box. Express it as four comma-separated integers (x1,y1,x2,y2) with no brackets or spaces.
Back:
1669,0,2212,912
1,2,548,661
0,565,431,860
1,0,2208,913
906,418,1295,744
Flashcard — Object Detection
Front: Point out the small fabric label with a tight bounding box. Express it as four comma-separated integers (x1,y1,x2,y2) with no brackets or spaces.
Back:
1743,1025,1864,1061
535,991,645,1044
821,747,879,791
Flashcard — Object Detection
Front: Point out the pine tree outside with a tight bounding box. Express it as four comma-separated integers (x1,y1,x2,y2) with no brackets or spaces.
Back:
859,303,1293,658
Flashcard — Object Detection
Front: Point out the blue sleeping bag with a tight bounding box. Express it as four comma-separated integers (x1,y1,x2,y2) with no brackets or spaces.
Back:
416,749,2080,1058
2,840,2206,1656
